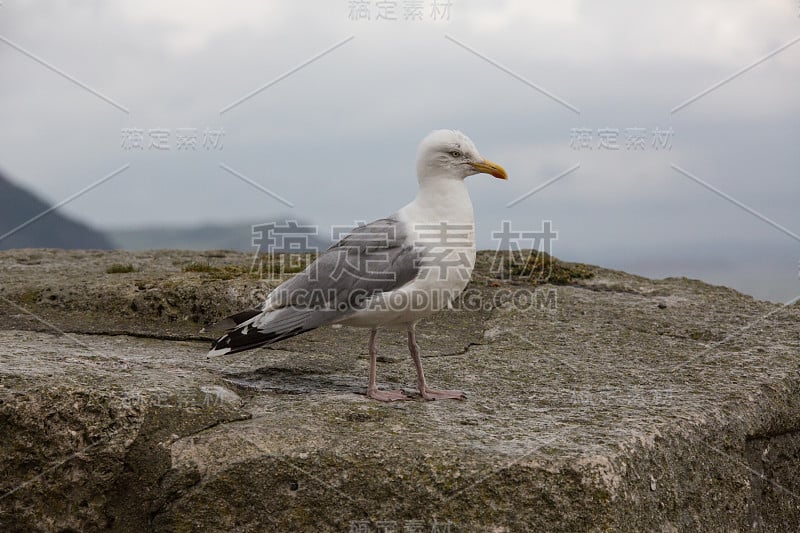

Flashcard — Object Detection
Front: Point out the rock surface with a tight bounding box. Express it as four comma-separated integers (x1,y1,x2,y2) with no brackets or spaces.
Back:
0,249,798,532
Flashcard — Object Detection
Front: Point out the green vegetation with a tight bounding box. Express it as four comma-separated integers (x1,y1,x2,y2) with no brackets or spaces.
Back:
181,262,246,281
506,251,594,286
251,255,312,277
181,262,219,274
180,254,313,280
106,264,137,274
18,288,42,305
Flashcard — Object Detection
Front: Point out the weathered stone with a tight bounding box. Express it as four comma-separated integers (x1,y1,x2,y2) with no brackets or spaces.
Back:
0,249,798,531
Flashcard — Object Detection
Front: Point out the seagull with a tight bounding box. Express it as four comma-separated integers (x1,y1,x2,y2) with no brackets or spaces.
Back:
207,130,507,401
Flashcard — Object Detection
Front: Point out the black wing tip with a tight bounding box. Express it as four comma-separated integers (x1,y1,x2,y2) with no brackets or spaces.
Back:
207,325,310,356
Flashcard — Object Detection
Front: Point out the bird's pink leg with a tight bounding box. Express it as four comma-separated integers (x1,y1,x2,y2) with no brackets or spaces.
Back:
407,324,466,401
366,328,410,402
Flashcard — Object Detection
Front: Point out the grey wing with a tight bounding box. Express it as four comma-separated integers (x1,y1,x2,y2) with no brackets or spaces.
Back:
267,215,419,314
208,215,420,355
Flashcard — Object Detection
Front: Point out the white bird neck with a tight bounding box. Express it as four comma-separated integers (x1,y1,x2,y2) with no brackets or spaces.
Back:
403,177,474,224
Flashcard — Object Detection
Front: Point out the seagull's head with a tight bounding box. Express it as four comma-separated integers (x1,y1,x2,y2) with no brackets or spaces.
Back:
416,129,508,183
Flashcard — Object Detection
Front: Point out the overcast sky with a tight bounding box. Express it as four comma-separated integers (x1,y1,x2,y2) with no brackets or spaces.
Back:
1,0,798,301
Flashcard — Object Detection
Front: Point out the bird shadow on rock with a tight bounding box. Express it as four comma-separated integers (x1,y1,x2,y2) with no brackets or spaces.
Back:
223,366,372,396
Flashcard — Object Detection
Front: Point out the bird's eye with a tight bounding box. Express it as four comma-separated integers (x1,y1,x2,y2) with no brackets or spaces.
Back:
449,150,463,158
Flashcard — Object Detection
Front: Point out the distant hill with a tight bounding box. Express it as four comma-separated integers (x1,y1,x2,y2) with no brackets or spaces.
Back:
109,219,331,253
0,171,113,250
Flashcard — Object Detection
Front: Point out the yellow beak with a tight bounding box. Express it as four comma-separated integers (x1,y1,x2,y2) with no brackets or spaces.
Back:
470,159,508,180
